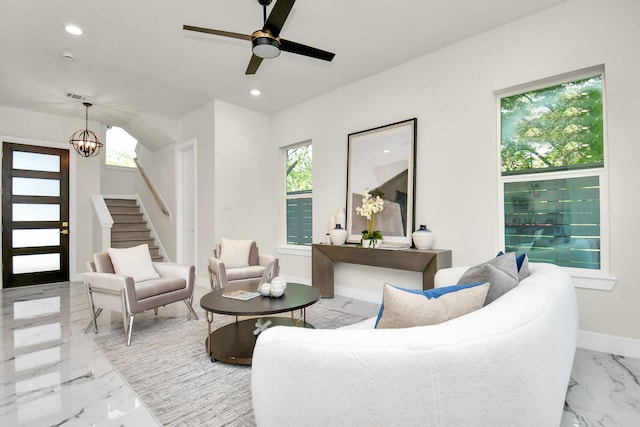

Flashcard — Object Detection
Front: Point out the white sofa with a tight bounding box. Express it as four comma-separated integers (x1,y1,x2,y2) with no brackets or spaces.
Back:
251,262,578,427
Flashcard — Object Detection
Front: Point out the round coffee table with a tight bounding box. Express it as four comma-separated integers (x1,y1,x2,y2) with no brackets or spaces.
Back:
200,282,321,365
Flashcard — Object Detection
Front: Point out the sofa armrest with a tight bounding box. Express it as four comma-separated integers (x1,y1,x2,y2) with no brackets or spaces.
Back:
434,266,470,287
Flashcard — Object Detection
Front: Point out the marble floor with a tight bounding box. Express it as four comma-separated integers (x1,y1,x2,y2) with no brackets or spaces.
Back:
1,282,639,427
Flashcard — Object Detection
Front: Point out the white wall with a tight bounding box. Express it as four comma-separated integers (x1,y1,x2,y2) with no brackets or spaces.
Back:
269,0,640,340
213,101,276,252
100,164,137,194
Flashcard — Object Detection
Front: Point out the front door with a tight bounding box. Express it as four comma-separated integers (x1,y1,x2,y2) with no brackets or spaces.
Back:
2,142,70,287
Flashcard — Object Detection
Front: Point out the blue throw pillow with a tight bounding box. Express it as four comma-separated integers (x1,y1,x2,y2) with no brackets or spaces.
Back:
374,281,486,328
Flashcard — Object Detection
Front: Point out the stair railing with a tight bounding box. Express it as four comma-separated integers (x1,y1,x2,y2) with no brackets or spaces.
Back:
91,194,114,252
134,158,171,218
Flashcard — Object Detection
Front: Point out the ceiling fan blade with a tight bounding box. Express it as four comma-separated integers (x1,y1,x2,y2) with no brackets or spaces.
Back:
183,25,251,41
280,39,335,62
245,54,264,75
263,0,295,38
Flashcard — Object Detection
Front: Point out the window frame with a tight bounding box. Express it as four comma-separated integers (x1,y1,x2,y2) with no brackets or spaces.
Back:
496,65,616,290
283,141,313,250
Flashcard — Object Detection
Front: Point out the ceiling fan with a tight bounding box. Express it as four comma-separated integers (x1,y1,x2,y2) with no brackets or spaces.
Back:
183,0,335,75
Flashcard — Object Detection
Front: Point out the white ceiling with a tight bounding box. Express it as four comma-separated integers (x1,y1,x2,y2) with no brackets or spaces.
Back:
0,0,569,131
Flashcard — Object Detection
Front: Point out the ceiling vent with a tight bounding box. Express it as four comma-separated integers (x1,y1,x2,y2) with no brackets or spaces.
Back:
65,92,90,102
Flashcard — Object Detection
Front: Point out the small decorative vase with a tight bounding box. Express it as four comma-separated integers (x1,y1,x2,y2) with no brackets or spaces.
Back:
335,208,346,230
329,224,348,245
361,238,382,249
412,225,435,250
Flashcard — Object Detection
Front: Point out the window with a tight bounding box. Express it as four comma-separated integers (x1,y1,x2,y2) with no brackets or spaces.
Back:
285,143,312,245
499,70,606,272
105,126,137,168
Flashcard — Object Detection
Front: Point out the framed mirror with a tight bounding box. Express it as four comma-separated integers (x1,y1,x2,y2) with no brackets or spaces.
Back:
346,118,417,245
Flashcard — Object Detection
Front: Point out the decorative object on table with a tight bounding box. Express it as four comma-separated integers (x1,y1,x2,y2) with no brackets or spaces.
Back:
412,224,435,250
329,224,348,245
269,276,287,297
346,118,417,246
259,282,272,296
335,207,346,229
356,188,385,248
253,318,273,336
259,276,288,298
361,238,382,249
328,213,336,233
223,289,262,300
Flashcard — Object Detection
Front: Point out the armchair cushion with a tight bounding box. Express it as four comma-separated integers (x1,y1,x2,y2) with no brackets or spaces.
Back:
220,238,253,268
107,244,160,282
134,277,187,300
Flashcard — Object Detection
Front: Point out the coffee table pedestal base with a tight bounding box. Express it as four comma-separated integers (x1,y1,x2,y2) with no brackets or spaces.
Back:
205,317,314,365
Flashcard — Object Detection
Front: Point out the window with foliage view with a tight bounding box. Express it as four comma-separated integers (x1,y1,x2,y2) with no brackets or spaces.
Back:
286,143,312,245
106,126,137,168
500,72,605,270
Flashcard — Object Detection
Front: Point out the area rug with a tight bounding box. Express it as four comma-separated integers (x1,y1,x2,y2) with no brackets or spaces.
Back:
93,302,368,426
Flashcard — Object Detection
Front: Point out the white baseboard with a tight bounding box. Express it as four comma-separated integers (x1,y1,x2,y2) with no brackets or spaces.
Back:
577,330,640,359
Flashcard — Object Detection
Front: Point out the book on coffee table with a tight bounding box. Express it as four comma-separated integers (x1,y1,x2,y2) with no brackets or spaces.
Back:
222,289,261,301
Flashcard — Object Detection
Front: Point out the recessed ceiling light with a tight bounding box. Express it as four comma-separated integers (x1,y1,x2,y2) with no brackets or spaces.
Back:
250,89,261,96
65,24,83,35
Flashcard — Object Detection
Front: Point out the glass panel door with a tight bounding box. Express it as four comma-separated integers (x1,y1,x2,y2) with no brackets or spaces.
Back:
2,142,70,287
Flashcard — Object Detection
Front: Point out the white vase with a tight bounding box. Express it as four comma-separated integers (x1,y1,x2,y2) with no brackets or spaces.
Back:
361,238,382,249
329,224,347,245
335,208,346,230
412,225,435,250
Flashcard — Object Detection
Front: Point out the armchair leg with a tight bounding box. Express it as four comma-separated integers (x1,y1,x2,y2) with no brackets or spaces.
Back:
83,308,102,334
126,313,135,346
184,297,199,320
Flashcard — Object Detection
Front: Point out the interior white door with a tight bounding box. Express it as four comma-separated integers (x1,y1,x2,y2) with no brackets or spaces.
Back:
179,145,196,265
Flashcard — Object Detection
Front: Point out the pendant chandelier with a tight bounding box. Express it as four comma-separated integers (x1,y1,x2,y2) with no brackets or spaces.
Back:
69,102,103,157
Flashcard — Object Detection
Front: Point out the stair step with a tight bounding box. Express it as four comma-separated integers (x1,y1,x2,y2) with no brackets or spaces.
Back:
108,205,142,215
112,230,151,240
112,222,147,232
110,237,156,247
104,198,138,207
111,213,144,223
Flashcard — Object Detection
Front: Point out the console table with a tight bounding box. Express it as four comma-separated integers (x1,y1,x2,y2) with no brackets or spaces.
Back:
312,244,452,297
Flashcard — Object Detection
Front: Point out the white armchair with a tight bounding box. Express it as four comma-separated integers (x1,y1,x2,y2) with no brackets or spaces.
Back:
83,244,198,346
208,238,279,290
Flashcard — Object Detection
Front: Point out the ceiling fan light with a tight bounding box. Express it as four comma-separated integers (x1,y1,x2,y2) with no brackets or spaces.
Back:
252,37,280,59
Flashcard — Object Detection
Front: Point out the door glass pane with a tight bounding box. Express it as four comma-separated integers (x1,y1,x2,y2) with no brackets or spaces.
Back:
12,177,60,197
13,204,60,221
13,253,60,274
13,229,60,248
13,151,60,172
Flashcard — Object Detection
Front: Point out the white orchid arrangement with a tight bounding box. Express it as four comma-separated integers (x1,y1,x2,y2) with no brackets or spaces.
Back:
355,188,385,247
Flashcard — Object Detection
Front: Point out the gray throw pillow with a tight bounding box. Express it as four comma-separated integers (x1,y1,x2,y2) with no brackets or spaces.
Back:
457,252,519,305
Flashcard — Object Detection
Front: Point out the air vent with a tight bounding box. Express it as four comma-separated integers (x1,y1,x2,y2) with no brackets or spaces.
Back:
65,92,90,102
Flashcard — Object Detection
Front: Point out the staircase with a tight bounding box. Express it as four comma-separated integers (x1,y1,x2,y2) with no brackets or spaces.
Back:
104,198,163,262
